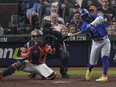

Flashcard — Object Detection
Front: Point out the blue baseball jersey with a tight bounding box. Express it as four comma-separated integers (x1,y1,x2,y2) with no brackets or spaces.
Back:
80,13,110,39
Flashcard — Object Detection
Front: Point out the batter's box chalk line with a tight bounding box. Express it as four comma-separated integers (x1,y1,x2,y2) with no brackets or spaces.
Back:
52,81,71,83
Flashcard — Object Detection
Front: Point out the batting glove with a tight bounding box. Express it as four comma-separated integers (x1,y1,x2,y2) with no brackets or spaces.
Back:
86,24,94,31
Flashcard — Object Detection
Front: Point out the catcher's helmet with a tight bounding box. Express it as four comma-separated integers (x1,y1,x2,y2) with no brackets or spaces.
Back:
31,29,43,38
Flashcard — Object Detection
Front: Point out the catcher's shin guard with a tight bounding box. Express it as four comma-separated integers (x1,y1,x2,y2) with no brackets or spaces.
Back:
2,60,26,77
2,65,16,77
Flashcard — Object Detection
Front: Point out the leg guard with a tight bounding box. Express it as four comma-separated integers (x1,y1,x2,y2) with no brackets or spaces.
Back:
2,65,16,77
13,60,26,70
2,60,26,77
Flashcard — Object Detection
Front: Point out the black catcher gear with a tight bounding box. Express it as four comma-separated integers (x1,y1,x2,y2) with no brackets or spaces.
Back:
1,60,26,77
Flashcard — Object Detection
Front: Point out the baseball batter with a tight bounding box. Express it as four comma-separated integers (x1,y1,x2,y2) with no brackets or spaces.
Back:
69,8,111,82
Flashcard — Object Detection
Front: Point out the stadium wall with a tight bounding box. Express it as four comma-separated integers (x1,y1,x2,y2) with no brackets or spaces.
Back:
0,35,116,67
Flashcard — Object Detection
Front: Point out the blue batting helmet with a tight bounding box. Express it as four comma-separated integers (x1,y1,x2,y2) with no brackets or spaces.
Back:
79,8,89,17
79,8,90,21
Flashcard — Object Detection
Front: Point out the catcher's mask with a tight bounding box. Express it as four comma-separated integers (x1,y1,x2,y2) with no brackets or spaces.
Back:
31,29,43,39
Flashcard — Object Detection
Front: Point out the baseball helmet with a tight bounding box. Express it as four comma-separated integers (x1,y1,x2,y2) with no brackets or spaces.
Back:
80,8,89,17
79,8,90,21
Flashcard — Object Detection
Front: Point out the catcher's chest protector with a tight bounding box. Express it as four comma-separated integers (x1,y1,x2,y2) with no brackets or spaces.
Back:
29,45,45,64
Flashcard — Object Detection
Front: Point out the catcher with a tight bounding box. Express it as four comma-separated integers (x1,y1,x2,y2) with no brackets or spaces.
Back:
29,20,70,78
0,29,56,80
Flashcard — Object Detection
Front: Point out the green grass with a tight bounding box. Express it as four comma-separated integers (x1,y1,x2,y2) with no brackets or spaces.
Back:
57,70,116,75
0,70,115,76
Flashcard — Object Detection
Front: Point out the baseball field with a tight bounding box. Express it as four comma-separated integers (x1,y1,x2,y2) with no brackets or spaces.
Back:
0,67,116,87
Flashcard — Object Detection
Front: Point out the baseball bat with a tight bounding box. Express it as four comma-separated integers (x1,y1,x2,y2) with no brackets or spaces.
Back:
70,31,81,36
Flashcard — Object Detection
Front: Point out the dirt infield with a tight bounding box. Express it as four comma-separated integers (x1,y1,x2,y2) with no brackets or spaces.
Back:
0,75,116,87
0,67,116,87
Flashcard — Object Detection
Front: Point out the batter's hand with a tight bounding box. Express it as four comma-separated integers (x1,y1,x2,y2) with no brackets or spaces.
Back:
86,24,94,31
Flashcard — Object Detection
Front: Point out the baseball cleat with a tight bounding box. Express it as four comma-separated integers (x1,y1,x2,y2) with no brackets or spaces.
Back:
96,74,108,82
62,74,69,78
28,73,37,78
85,69,92,80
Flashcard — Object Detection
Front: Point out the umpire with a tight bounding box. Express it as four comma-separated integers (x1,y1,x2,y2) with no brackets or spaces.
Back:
41,20,70,78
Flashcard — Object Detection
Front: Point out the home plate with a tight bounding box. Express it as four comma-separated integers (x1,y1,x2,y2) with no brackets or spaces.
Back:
52,81,71,84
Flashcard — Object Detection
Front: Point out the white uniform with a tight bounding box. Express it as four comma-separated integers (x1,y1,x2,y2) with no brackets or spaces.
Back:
89,36,111,65
22,60,54,78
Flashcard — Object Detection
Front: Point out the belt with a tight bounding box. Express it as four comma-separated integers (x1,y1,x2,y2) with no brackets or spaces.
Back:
93,35,108,41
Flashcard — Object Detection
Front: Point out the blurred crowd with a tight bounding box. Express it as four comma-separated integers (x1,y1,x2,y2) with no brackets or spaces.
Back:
0,0,116,36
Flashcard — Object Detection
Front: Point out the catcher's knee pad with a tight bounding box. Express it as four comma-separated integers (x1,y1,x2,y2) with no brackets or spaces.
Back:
47,72,56,80
12,60,26,70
